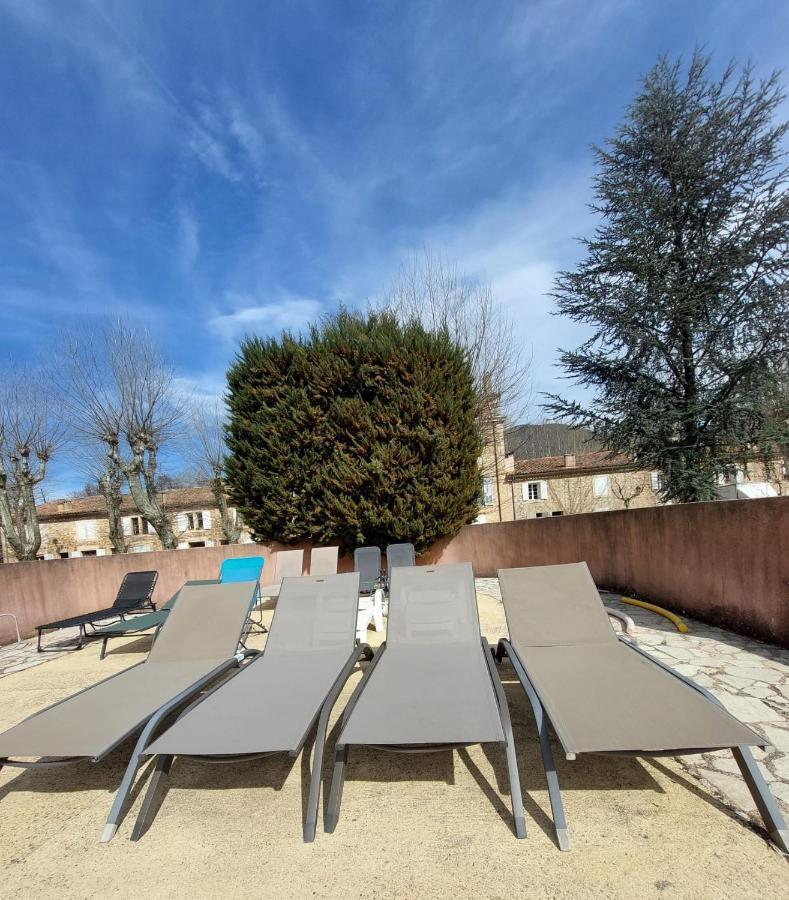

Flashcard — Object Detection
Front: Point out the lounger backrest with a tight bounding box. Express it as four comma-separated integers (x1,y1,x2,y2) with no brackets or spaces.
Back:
498,562,616,647
113,570,158,611
219,556,264,584
146,583,255,663
263,573,360,655
387,562,480,646
273,548,304,582
309,546,339,576
161,578,222,611
386,543,416,572
354,546,381,592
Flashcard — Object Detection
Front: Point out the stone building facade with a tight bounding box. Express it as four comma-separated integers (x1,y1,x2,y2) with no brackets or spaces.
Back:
0,487,251,562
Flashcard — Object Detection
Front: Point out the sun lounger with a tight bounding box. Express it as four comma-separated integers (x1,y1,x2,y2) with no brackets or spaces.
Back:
495,562,788,852
309,546,339,576
355,546,383,639
0,582,258,843
36,570,158,652
93,579,219,659
130,572,365,843
220,555,265,634
385,542,416,576
325,562,526,839
256,549,305,606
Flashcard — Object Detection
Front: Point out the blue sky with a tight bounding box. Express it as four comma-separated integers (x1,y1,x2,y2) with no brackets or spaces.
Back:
1,1,787,493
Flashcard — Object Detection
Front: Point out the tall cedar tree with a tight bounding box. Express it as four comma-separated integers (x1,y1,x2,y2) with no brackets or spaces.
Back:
225,310,482,552
546,53,789,502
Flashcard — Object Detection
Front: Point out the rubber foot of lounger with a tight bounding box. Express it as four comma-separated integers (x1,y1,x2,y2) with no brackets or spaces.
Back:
514,816,527,840
772,829,789,855
324,813,338,834
99,823,117,844
556,828,571,852
303,824,316,843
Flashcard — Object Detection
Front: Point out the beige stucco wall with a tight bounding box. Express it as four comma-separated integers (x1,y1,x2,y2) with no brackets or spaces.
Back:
513,469,664,519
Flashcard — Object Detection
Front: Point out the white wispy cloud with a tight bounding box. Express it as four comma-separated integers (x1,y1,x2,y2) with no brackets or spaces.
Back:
207,296,323,343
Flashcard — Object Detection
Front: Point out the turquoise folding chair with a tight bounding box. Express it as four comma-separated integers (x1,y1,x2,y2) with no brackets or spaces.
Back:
219,556,266,634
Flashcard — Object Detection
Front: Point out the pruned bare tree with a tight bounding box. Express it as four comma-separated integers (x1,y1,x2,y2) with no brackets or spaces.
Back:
548,477,593,515
611,476,644,510
0,371,63,560
189,401,241,544
383,253,532,521
76,449,128,553
61,320,183,550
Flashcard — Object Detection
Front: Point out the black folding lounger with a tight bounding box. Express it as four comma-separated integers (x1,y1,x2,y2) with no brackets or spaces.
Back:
36,570,158,651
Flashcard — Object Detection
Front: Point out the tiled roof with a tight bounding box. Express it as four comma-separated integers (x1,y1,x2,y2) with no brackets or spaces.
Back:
37,486,217,521
511,450,635,478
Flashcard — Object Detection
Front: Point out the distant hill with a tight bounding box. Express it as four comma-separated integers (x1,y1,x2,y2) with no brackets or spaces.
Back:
504,423,603,460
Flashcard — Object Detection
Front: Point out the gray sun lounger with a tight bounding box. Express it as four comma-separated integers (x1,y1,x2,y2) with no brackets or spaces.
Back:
354,546,382,594
0,582,257,844
325,562,526,839
384,543,416,585
130,572,366,843
495,562,788,853
256,548,305,607
309,546,339,576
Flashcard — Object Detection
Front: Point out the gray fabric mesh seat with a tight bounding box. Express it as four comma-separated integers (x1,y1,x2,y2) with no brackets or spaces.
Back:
0,583,255,761
131,573,366,843
496,562,787,852
148,573,362,756
325,563,526,840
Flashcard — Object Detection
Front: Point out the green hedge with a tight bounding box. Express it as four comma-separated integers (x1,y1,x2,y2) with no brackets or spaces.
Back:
225,310,481,552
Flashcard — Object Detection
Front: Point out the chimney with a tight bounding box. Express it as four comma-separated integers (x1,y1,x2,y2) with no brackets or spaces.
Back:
564,454,576,468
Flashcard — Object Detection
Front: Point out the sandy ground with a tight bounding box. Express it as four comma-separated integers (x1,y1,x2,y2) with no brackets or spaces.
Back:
0,592,786,900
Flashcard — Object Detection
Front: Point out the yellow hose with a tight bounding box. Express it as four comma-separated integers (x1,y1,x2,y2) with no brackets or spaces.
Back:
620,596,688,633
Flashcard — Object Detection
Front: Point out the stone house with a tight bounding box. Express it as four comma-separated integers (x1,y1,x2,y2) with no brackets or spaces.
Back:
0,487,250,562
508,451,665,518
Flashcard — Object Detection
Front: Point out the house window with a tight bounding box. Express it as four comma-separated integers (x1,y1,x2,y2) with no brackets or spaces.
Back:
59,552,69,559
592,475,610,497
650,471,665,492
81,549,98,557
75,519,98,541
177,510,213,531
129,516,151,536
130,544,152,553
551,510,563,516
522,481,546,501
482,478,493,506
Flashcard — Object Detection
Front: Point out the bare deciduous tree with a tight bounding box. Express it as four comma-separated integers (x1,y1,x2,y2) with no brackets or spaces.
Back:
76,450,128,553
0,372,62,560
190,401,241,544
61,320,183,550
548,477,593,516
611,476,643,510
383,253,532,521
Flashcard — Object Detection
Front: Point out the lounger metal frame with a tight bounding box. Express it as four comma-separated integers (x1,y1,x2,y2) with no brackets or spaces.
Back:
324,638,527,840
495,635,789,853
130,644,373,842
1,592,255,844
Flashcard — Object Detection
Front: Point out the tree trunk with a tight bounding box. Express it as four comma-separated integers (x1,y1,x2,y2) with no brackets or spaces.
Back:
109,439,177,550
211,475,241,544
0,457,43,561
99,466,127,554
